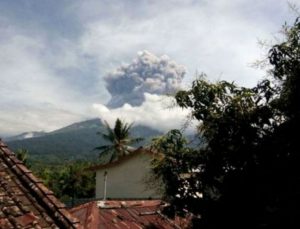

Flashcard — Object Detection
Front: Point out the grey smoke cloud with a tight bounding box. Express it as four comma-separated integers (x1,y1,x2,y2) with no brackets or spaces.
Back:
105,50,186,108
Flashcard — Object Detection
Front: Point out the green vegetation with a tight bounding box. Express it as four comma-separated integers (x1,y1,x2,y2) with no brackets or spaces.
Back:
15,148,30,168
35,160,95,205
151,17,300,228
8,119,161,166
8,119,106,166
95,118,144,163
14,149,96,205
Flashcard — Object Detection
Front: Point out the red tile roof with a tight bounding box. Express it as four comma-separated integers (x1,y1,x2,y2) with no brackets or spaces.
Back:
0,140,82,229
70,200,188,229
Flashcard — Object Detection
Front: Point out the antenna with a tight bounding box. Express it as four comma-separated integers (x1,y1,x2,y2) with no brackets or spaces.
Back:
103,171,107,200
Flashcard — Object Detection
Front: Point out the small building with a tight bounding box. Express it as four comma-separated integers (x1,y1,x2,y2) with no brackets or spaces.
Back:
70,200,187,229
90,147,161,199
0,139,81,228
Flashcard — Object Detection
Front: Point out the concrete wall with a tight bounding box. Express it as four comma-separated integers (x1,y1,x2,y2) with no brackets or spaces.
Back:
95,153,161,199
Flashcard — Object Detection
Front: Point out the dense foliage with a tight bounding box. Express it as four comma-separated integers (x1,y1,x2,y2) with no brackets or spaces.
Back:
151,18,300,228
36,161,95,205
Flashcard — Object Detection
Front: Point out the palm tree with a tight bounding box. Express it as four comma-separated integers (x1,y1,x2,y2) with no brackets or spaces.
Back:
95,118,143,163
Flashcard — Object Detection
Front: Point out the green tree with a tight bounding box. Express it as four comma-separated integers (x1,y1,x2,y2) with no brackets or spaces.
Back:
95,118,143,163
151,17,300,228
15,148,30,168
58,161,95,205
38,161,95,205
263,16,300,228
151,130,200,218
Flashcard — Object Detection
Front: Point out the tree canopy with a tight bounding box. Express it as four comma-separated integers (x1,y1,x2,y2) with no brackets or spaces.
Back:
151,17,300,228
95,118,143,163
37,160,95,206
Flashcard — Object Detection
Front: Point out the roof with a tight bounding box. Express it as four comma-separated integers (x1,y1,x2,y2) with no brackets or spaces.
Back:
89,146,155,171
70,200,187,229
0,139,82,229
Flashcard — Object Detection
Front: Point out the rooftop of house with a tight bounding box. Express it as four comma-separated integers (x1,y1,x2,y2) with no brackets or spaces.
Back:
0,139,82,229
89,146,156,171
70,200,188,229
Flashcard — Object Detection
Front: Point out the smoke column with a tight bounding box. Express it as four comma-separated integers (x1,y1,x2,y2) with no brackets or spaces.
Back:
104,50,186,108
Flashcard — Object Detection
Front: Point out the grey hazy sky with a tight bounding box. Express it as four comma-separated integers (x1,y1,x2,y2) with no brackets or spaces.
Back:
0,0,295,136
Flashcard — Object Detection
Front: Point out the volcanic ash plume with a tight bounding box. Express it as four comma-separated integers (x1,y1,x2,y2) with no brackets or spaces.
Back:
104,50,186,108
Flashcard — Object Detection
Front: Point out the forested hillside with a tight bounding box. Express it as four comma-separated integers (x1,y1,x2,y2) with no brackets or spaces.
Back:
7,118,162,166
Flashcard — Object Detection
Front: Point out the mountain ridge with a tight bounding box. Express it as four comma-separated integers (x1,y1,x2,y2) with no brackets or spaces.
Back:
6,118,162,166
4,131,47,142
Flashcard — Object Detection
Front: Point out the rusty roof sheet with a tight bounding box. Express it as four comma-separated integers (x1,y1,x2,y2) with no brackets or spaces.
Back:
70,200,188,229
0,140,82,229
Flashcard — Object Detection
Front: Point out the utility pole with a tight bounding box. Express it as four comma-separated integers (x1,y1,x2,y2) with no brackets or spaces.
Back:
103,171,107,200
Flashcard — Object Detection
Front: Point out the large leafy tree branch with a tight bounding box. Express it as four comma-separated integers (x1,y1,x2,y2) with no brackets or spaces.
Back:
151,130,202,217
152,17,300,228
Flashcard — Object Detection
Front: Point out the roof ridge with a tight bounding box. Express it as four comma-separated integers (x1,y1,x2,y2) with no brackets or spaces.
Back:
0,140,82,229
89,146,154,171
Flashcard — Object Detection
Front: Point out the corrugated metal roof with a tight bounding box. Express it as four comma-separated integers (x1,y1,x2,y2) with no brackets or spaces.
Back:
0,140,82,229
70,200,188,229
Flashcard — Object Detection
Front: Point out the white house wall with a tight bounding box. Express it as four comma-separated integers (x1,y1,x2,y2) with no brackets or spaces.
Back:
95,153,161,199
